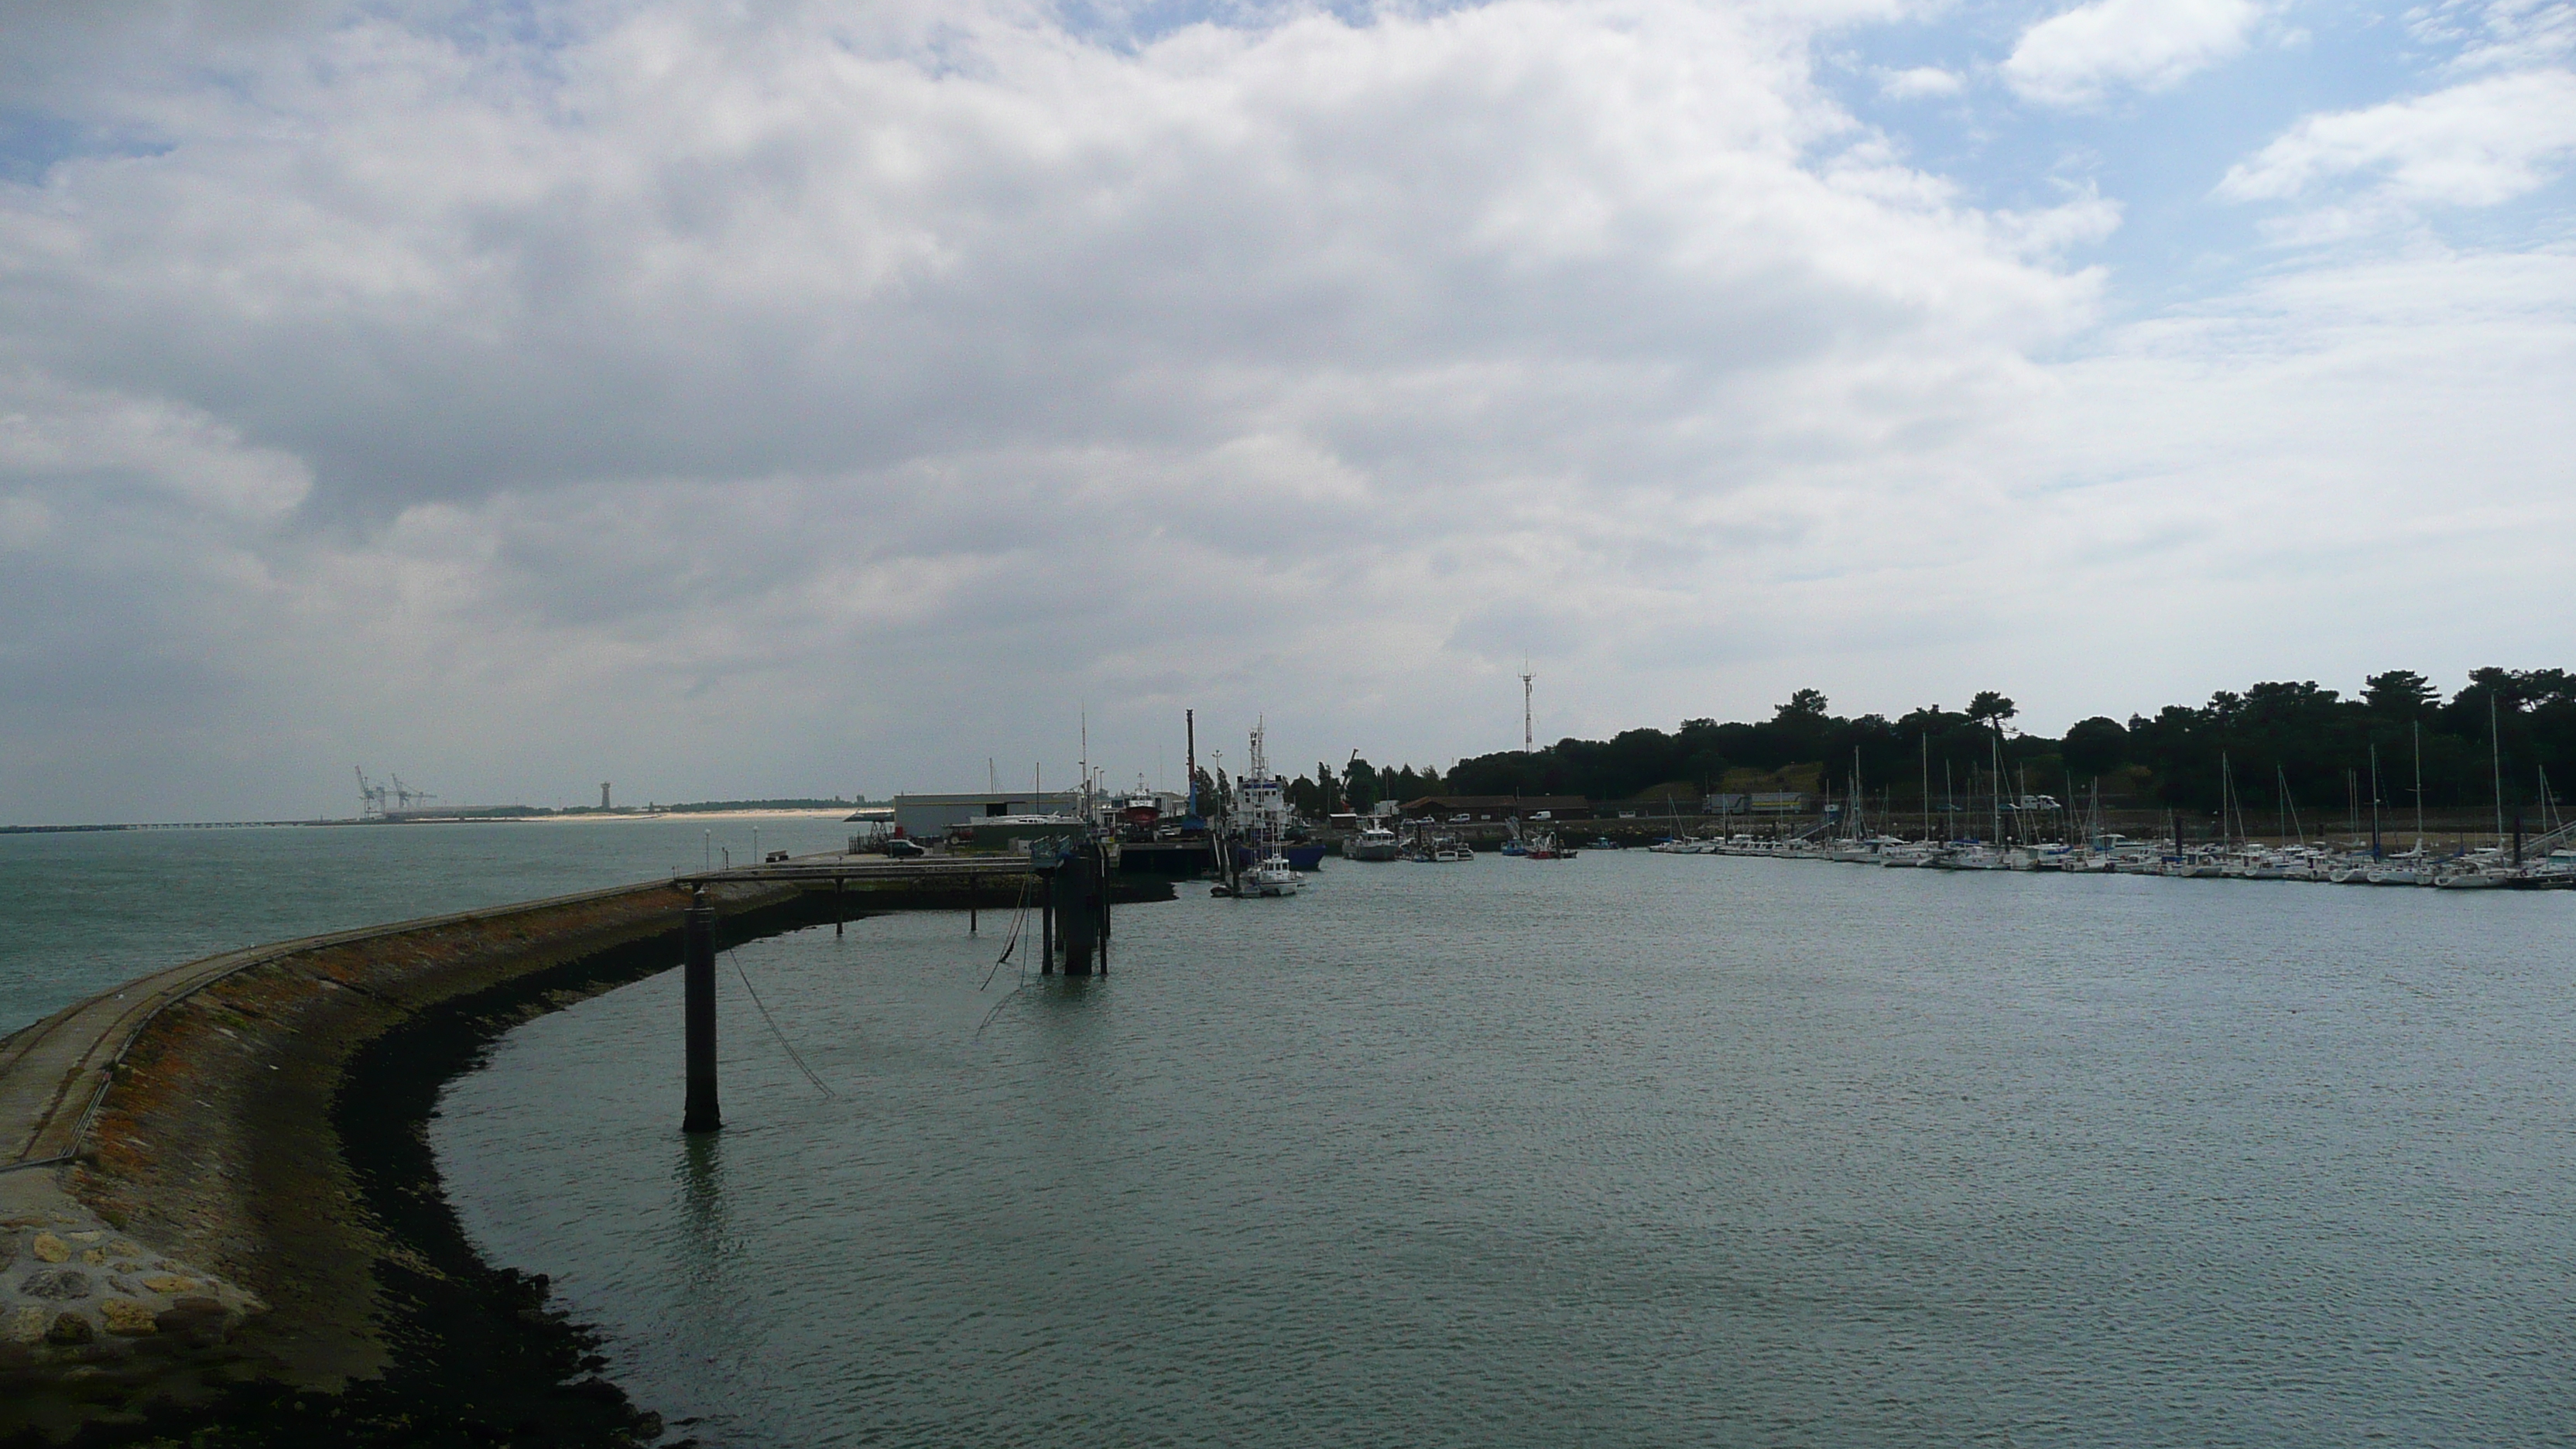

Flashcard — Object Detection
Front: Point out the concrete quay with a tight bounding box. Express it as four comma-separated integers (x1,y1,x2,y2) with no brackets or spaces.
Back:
0,875,837,1442
0,851,1176,1441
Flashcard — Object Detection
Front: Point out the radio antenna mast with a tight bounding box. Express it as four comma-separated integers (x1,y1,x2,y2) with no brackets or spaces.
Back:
1521,662,1534,754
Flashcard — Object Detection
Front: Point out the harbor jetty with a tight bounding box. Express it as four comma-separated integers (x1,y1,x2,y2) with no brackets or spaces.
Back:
0,853,1167,1441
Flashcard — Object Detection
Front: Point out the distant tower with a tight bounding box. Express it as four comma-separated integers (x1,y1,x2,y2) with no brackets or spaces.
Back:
601,782,612,810
1521,662,1535,754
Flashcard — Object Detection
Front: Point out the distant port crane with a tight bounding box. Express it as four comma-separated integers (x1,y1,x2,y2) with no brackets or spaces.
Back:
354,767,437,819
354,768,389,819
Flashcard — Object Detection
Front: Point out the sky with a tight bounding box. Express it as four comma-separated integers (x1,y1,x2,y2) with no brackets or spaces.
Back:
2,0,2571,821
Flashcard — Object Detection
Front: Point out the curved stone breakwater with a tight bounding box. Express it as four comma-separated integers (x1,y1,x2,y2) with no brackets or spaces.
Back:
0,874,856,1444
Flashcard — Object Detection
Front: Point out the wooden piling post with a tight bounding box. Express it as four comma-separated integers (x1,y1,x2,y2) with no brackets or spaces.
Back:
683,887,721,1134
1060,843,1100,976
834,876,844,937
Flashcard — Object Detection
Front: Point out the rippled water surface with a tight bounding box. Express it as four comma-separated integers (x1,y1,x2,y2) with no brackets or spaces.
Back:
0,816,855,1031
436,855,2576,1446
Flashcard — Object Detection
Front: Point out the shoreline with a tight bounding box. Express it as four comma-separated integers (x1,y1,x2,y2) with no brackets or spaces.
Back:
1,808,864,836
0,878,852,1444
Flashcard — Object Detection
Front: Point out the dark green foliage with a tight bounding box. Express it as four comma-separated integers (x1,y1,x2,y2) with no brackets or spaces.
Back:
2062,718,2129,776
1439,671,2576,815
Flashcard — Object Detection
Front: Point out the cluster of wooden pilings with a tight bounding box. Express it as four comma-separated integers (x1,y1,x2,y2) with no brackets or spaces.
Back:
1038,838,1112,978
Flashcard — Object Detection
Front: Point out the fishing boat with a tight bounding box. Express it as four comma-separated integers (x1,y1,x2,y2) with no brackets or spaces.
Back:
1522,831,1577,860
1346,826,1401,862
1240,854,1301,896
1225,721,1327,872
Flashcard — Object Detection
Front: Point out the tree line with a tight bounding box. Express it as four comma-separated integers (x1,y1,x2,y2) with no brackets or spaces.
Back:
1375,669,2576,817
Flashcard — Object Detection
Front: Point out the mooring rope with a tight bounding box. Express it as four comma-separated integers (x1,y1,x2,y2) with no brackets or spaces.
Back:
726,946,838,1097
979,875,1036,992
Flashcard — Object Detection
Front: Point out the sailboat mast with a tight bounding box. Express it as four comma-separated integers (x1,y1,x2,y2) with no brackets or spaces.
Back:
2492,693,2506,846
2221,752,2235,849
2369,742,2383,860
2412,719,2425,850
1989,733,2002,845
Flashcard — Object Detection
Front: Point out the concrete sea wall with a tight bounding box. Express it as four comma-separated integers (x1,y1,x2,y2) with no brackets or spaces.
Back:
0,875,830,1442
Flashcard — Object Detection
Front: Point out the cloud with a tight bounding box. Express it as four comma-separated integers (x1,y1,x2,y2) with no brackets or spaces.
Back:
0,369,313,519
0,0,2570,823
1990,184,2124,257
2407,0,2576,74
1878,65,1965,99
0,0,2116,818
2003,0,2260,106
2217,69,2576,214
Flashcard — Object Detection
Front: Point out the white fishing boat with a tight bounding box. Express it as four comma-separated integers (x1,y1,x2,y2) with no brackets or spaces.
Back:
1346,826,1401,862
1242,855,1301,896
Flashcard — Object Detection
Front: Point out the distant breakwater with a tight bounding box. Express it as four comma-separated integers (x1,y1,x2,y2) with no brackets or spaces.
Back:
0,875,857,1445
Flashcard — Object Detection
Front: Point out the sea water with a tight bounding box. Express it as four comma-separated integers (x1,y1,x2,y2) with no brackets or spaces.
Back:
429,855,2576,1446
0,815,857,1032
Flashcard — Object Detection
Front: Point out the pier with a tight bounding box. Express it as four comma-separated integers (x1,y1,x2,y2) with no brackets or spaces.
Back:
0,852,1168,1437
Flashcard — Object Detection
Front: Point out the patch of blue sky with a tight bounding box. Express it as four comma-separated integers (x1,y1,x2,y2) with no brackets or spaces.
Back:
1820,3,2479,318
1033,0,2574,320
0,113,176,189
1047,0,1393,50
